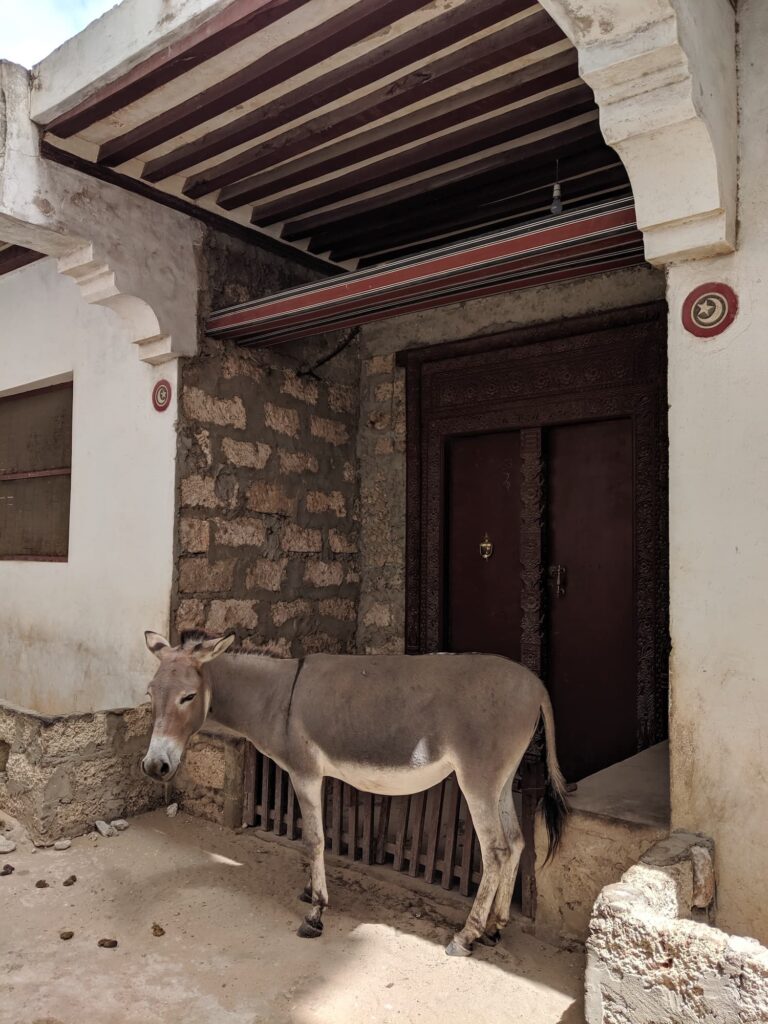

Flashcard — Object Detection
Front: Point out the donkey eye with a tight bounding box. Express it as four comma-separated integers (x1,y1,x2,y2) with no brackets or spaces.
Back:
180,693,197,704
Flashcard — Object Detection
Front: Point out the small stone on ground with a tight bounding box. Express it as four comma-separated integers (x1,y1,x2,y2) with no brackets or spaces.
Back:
0,863,14,876
166,803,179,818
35,879,49,888
0,837,16,854
95,820,117,838
151,923,165,937
62,875,77,887
98,938,118,948
54,839,72,851
111,819,129,831
60,931,74,941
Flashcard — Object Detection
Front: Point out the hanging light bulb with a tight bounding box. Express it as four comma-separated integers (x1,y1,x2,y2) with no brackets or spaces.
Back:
550,159,563,215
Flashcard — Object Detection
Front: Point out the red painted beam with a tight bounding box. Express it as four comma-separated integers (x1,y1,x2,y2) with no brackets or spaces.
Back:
225,253,646,347
222,232,643,337
46,0,309,138
209,200,639,338
97,0,438,167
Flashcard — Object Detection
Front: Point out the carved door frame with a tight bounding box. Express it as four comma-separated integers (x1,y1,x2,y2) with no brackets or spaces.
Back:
398,300,669,748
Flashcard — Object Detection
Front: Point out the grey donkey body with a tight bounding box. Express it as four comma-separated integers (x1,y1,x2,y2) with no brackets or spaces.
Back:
142,630,569,956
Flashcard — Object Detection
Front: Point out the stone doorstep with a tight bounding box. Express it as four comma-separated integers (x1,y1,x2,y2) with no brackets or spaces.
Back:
534,743,671,949
0,699,247,842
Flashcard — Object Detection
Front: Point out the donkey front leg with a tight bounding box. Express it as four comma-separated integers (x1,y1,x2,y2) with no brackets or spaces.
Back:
293,776,328,939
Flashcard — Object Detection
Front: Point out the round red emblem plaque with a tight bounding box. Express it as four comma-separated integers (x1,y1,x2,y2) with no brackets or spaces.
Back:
152,379,172,412
682,282,738,338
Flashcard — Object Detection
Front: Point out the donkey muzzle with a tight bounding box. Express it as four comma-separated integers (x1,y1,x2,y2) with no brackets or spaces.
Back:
141,754,174,780
141,735,183,781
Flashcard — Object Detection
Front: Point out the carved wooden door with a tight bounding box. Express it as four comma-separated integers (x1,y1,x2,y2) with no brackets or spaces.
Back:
445,431,522,661
445,417,637,781
402,304,669,785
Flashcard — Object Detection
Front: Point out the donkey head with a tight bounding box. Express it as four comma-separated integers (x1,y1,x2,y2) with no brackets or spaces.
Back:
141,629,234,782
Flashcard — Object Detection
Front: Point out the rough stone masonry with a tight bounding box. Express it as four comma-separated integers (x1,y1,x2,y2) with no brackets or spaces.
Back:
173,229,361,657
585,830,768,1023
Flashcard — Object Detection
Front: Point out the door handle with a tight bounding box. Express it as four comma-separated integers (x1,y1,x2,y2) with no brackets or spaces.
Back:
479,533,493,560
548,564,567,598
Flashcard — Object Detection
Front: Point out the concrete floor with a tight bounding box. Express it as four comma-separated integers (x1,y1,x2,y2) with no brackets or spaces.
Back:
0,809,584,1024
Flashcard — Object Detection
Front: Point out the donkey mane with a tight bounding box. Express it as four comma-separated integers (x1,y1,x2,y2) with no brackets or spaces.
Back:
179,630,286,659
179,629,210,649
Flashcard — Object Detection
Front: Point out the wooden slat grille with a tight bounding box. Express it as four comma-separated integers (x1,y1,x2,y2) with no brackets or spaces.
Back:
246,748,484,893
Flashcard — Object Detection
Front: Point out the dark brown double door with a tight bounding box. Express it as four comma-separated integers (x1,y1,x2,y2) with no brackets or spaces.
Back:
447,421,634,781
402,305,668,783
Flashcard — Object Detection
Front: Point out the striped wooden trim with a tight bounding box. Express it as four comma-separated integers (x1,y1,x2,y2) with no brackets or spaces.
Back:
207,199,644,345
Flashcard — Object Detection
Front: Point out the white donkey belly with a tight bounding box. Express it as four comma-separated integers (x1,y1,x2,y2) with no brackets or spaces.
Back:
321,754,453,796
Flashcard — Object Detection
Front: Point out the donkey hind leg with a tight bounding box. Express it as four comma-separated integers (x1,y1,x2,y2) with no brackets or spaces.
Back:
446,783,512,957
481,773,524,945
292,776,328,938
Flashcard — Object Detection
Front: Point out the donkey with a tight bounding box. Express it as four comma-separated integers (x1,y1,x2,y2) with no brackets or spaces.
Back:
141,629,568,956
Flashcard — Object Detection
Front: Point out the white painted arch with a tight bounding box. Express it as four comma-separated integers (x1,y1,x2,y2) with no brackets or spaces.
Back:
538,0,737,264
1,60,202,364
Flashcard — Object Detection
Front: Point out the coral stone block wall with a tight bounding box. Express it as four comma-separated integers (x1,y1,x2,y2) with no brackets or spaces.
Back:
0,699,246,841
174,232,360,655
0,700,165,842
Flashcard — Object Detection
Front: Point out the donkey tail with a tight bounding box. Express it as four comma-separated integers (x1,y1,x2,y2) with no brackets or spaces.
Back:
540,690,569,863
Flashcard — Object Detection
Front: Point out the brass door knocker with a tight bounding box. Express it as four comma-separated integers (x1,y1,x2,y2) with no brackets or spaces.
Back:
479,533,493,560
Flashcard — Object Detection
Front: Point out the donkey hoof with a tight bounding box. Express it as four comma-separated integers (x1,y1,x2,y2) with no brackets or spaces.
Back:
297,919,324,939
445,938,473,957
298,891,312,904
478,929,501,947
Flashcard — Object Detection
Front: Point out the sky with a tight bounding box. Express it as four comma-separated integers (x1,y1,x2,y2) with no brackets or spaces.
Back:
0,0,118,68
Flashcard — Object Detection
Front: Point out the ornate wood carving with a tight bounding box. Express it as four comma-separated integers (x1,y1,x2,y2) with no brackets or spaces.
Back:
519,428,544,678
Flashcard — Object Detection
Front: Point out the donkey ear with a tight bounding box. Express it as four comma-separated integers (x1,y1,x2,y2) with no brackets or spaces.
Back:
194,633,236,664
145,631,171,657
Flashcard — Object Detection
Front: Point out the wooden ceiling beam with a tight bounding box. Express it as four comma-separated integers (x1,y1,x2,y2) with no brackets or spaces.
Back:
280,120,602,241
149,0,548,188
97,0,436,167
250,91,594,224
305,142,619,252
0,245,45,276
216,55,579,210
336,168,631,263
45,0,310,138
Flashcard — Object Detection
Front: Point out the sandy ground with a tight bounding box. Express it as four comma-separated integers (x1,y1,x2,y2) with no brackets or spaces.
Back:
0,809,584,1024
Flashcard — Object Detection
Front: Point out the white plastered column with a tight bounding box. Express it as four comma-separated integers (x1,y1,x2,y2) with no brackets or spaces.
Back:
0,60,202,364
538,0,736,265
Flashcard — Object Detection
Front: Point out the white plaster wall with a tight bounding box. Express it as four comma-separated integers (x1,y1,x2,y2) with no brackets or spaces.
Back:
668,0,768,946
0,258,178,715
